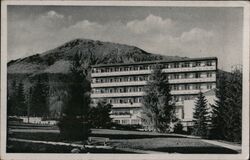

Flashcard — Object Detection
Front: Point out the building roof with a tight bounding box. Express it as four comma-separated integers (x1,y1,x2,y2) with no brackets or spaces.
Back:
91,57,217,68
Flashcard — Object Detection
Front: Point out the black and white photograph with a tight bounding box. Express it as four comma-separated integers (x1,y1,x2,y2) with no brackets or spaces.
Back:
1,1,249,160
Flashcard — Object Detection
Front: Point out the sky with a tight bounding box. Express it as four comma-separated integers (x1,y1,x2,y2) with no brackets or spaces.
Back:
7,6,243,71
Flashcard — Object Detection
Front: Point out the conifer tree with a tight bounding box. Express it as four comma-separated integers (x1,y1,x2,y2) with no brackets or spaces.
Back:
224,69,242,142
7,80,17,116
210,69,242,142
210,73,228,139
58,53,91,141
89,101,112,128
192,91,209,137
15,81,27,116
30,75,50,117
143,65,175,133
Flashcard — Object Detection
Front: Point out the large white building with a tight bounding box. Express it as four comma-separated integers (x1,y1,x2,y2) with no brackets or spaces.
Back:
90,57,217,127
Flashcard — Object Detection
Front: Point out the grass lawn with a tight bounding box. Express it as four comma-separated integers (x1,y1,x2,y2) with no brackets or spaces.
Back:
8,127,239,154
110,138,238,153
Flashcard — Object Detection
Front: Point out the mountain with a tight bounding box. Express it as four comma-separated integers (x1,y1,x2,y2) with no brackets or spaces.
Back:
8,39,186,74
7,39,187,117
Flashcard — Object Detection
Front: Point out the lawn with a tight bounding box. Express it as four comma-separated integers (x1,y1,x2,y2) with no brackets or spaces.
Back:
7,127,239,154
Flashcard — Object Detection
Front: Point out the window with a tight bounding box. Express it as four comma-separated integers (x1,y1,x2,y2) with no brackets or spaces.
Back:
195,73,201,78
109,99,113,103
183,62,190,67
174,63,179,68
165,64,169,68
207,84,213,89
109,89,113,93
206,61,212,66
196,62,201,67
131,119,140,124
120,99,123,104
207,72,212,77
184,73,188,79
121,120,129,124
195,84,201,90
173,85,179,90
114,120,120,124
174,74,179,79
184,85,190,90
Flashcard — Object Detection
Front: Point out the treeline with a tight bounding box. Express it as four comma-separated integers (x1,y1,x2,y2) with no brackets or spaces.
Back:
7,75,50,117
191,69,242,142
142,65,242,143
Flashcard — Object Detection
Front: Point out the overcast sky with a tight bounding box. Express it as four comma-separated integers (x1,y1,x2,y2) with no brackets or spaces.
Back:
7,6,243,71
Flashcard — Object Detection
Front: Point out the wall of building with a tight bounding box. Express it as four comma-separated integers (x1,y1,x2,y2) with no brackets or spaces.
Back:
91,57,217,126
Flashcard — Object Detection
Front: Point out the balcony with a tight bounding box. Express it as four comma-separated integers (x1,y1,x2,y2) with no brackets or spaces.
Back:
162,66,216,73
169,77,216,84
91,92,145,98
110,114,131,118
111,103,143,108
171,89,210,95
91,70,152,77
91,81,147,88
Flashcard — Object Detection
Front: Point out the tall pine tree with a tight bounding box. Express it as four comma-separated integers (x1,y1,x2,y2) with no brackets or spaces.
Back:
58,53,91,141
224,69,242,142
143,64,175,133
30,75,50,117
15,81,27,116
210,69,242,142
7,80,17,116
192,91,209,137
210,73,228,139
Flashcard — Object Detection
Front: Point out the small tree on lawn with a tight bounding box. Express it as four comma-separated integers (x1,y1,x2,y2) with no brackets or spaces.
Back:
89,100,112,129
192,91,209,137
58,53,91,142
143,64,175,133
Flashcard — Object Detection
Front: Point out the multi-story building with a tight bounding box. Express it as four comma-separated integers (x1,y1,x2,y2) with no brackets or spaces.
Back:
90,57,217,128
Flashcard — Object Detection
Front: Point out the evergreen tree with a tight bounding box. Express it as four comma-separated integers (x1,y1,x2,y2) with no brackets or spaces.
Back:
143,65,175,133
210,69,242,142
15,81,27,116
192,91,209,137
89,100,112,128
58,53,91,141
210,73,228,139
224,69,242,142
30,75,50,117
7,80,17,116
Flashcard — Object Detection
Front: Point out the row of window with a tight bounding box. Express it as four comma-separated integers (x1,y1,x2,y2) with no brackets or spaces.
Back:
171,84,213,90
113,119,140,125
173,95,195,102
92,84,215,94
92,72,214,83
92,61,215,73
96,94,196,105
116,119,140,125
103,97,143,104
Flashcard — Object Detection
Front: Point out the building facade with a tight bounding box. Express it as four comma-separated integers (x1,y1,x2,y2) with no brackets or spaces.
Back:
90,57,217,127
